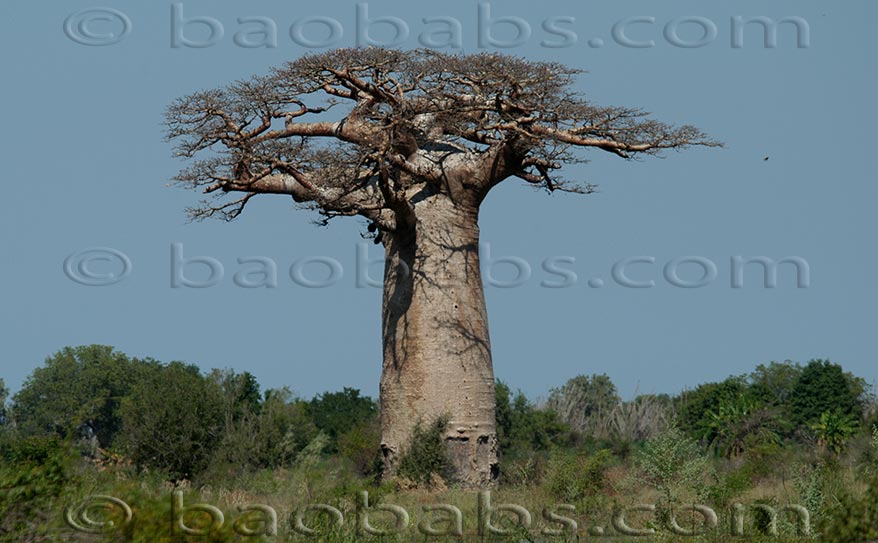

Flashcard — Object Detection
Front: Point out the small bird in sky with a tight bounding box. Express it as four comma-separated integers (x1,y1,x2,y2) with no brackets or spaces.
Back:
763,156,770,161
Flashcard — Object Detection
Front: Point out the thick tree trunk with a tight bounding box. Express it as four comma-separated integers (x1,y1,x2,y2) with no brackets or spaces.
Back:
379,190,498,487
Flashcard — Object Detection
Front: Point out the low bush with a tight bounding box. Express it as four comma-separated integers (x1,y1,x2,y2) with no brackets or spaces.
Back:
337,420,382,480
397,415,451,486
544,448,612,504
0,436,76,542
819,472,878,543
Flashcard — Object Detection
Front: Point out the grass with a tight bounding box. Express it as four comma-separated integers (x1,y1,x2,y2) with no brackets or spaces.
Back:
38,443,874,543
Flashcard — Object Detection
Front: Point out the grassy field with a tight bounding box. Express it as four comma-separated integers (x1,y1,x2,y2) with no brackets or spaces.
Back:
4,429,876,542
2,349,877,542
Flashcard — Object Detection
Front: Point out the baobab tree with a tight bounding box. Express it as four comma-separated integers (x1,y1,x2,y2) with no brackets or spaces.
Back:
165,47,718,486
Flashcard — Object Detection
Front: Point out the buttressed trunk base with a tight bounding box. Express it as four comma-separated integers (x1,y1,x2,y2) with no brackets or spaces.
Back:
380,192,498,487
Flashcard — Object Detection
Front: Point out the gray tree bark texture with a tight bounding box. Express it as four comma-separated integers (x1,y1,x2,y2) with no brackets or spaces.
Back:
165,48,717,487
380,192,498,485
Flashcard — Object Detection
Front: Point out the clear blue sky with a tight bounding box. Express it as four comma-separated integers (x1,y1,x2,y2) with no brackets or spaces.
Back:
1,0,875,401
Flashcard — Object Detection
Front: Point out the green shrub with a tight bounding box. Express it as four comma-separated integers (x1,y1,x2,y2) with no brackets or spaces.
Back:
87,486,270,543
397,415,451,486
0,436,76,542
545,448,612,504
819,472,878,543
703,465,754,509
495,381,571,457
207,388,317,480
866,424,878,477
740,440,790,481
337,420,382,479
630,426,708,523
792,461,829,525
306,388,376,453
499,452,545,487
256,389,317,468
117,362,224,480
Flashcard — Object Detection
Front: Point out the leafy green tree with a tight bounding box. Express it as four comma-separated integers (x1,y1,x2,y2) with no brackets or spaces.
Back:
495,382,513,433
631,426,708,520
811,409,859,455
699,394,780,458
675,376,748,439
210,387,316,474
118,362,224,480
495,381,570,456
748,360,803,407
204,369,267,477
306,387,376,452
789,359,865,429
257,388,316,466
209,368,264,455
210,369,262,424
12,345,158,448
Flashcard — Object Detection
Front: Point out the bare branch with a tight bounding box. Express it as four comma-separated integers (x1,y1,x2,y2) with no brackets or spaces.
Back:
165,47,720,223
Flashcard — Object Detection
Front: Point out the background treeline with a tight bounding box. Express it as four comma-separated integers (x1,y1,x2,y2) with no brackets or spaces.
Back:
1,345,381,482
1,345,877,542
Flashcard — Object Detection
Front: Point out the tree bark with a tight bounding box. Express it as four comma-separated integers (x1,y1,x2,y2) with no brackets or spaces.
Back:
379,188,498,487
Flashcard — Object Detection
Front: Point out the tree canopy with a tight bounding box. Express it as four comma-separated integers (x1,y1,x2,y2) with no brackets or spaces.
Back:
166,48,719,224
117,361,225,480
11,345,158,448
789,359,865,428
